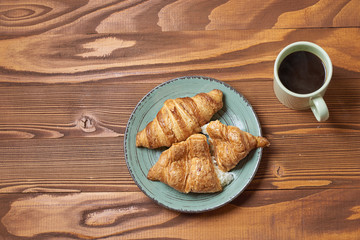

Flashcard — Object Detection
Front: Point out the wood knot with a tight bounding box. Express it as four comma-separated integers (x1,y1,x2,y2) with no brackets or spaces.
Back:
78,115,96,133
1,4,51,24
274,165,284,178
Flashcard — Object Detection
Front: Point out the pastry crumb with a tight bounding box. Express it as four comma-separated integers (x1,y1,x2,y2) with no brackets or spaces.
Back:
201,123,209,135
212,157,234,187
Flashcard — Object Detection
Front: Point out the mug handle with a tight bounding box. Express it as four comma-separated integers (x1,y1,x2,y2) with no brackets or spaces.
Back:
310,96,329,122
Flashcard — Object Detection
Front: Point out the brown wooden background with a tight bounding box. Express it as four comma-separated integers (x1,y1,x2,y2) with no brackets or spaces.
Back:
1,0,359,239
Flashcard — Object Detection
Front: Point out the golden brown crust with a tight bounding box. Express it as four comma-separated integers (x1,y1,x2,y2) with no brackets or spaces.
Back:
136,89,223,149
206,120,270,172
147,134,222,193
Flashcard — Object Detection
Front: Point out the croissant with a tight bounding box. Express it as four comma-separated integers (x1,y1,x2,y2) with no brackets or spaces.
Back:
205,120,270,172
147,134,223,193
136,89,223,149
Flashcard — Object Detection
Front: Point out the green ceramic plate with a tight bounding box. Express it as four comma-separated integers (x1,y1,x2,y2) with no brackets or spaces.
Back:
124,76,263,213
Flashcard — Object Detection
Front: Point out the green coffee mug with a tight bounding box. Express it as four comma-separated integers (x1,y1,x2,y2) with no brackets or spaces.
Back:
273,41,333,122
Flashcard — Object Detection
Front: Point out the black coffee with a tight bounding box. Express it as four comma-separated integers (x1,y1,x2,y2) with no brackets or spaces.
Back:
278,51,326,94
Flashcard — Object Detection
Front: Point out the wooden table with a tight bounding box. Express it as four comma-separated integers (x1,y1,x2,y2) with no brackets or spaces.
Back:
1,1,359,239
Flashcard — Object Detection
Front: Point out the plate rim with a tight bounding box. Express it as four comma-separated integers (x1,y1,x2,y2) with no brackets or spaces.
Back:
124,76,263,213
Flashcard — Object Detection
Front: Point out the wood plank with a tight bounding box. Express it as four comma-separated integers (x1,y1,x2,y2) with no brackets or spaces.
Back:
0,78,359,139
208,0,360,30
0,134,359,193
0,138,132,193
0,189,359,239
1,0,359,37
0,28,359,83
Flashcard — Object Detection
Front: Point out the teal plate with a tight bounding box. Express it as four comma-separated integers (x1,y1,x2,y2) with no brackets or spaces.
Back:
124,76,263,213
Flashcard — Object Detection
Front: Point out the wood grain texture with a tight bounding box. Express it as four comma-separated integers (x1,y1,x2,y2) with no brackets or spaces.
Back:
0,28,359,83
0,79,359,136
1,0,360,239
0,133,359,193
1,0,359,37
0,189,359,239
0,29,359,193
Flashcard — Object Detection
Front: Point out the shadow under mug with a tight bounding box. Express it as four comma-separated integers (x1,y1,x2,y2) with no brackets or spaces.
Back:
273,41,333,122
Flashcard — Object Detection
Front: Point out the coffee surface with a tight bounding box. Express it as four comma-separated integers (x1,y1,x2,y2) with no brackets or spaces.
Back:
278,51,325,94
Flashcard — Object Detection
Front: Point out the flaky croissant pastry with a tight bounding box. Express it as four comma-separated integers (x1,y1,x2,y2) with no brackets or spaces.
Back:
136,89,223,149
205,120,270,172
147,134,224,193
